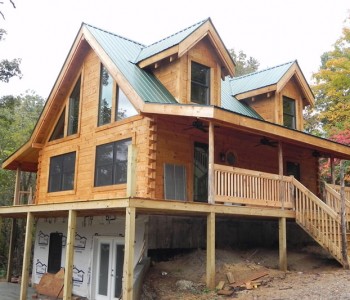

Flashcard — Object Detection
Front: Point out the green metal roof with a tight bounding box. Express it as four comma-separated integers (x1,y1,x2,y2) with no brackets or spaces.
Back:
221,78,263,119
84,23,178,104
83,22,278,120
135,19,208,63
230,61,295,96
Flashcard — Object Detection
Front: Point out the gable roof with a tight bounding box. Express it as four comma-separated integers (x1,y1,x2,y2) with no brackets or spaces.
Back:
230,60,314,106
84,24,178,105
230,61,294,96
135,19,207,63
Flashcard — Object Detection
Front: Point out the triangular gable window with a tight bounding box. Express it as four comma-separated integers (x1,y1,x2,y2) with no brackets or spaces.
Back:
115,88,137,121
49,108,65,141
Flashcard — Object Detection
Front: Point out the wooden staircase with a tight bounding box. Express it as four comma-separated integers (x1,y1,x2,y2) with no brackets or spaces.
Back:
293,179,350,266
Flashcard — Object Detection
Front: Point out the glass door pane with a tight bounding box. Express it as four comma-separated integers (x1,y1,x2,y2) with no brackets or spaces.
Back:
113,244,125,299
98,242,110,296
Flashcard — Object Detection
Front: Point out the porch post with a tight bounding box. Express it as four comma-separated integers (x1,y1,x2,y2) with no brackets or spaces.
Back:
6,218,16,282
330,157,335,184
19,212,34,300
14,167,21,205
123,206,136,300
206,212,215,289
127,144,137,197
63,210,77,300
278,217,287,271
278,142,284,209
208,122,215,204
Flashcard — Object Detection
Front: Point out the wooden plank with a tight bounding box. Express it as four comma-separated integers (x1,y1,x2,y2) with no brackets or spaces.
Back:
123,206,136,300
19,212,34,300
226,271,235,284
206,212,215,289
230,270,268,288
216,280,225,290
63,210,77,300
279,217,287,271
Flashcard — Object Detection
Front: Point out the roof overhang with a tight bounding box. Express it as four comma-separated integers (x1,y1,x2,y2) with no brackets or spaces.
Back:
141,103,350,160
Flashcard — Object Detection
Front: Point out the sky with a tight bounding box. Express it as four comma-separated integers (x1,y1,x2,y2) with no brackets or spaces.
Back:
0,0,349,99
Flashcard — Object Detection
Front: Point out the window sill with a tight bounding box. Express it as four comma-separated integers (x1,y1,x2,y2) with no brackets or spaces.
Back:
95,115,142,133
93,183,127,192
46,133,80,146
47,189,76,197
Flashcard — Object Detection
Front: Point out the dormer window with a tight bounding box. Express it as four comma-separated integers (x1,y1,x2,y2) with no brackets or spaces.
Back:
283,96,296,129
191,61,210,105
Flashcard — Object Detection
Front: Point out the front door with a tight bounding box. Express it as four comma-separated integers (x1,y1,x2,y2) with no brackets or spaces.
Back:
93,237,125,300
193,142,208,202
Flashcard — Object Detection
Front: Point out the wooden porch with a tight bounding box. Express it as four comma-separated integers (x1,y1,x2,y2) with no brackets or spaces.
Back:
1,165,350,299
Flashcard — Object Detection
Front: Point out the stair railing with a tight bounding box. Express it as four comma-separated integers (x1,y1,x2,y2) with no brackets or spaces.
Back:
293,178,345,265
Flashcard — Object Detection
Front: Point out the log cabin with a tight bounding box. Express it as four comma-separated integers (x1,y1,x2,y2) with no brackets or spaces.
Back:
2,18,350,299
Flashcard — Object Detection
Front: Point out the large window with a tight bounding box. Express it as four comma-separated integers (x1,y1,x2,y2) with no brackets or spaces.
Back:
67,76,81,135
191,61,210,105
98,64,137,126
49,75,81,141
48,152,76,192
94,139,131,187
283,96,296,129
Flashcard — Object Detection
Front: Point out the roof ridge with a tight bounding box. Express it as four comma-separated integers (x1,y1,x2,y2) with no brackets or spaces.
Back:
82,22,146,47
143,18,209,49
230,60,296,81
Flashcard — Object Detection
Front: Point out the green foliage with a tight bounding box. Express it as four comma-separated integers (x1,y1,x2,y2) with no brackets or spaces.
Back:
310,18,350,134
228,49,260,77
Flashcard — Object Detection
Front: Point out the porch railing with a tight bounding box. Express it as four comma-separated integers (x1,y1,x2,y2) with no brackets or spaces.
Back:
214,164,294,209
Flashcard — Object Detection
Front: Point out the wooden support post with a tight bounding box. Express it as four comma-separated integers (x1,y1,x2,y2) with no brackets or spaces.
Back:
6,218,17,282
339,160,349,269
14,167,21,205
208,122,215,204
127,144,137,197
279,217,287,271
19,212,34,300
63,210,77,300
123,206,136,300
330,157,335,184
278,142,284,209
206,212,215,289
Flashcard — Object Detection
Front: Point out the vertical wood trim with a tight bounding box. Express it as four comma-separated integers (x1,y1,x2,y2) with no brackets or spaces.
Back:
279,217,287,271
6,218,16,282
206,212,215,289
19,213,34,300
63,210,77,300
127,144,137,197
14,167,21,205
208,122,215,204
123,206,136,300
278,142,284,209
339,160,349,269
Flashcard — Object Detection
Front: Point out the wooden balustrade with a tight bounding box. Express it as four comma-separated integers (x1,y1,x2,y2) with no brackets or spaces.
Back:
214,164,294,208
293,179,343,264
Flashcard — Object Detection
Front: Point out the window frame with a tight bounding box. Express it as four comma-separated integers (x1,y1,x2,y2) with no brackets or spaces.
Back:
282,96,296,129
48,74,82,142
48,151,77,193
94,138,131,187
190,61,211,105
97,64,137,127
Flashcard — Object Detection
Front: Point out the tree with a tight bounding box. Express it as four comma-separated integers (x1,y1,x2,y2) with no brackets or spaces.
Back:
311,17,350,135
229,49,260,77
0,29,22,83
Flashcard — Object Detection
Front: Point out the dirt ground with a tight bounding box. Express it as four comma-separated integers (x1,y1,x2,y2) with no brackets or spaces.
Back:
140,246,350,300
